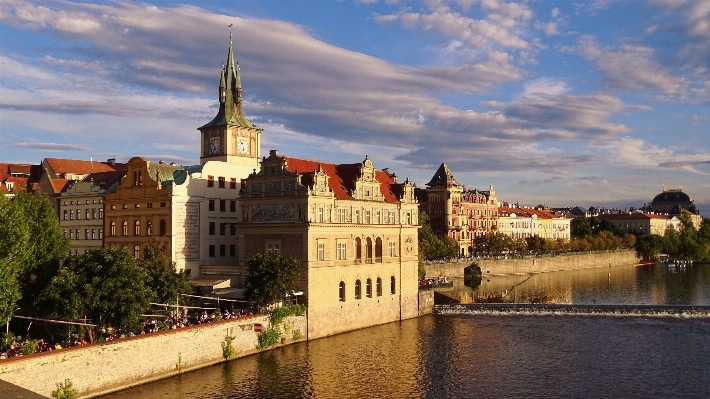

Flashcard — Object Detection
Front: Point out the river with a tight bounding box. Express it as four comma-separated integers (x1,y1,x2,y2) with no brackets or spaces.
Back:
101,263,710,398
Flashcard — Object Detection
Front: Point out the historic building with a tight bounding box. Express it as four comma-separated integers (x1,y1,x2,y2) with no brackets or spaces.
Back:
0,163,41,197
597,212,680,235
417,163,498,256
59,170,125,255
36,158,125,209
237,150,421,339
644,187,702,229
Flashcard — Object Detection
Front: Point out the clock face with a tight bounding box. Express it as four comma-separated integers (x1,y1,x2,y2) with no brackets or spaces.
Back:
237,139,249,154
209,138,220,154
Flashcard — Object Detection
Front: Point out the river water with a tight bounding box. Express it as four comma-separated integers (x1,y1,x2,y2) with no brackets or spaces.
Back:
102,263,710,398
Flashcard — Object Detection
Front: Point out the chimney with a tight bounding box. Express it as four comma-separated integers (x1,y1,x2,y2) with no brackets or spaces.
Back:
106,158,115,165
159,159,165,165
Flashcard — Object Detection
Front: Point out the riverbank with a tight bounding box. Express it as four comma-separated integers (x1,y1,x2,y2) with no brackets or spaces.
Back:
425,250,639,278
0,314,306,398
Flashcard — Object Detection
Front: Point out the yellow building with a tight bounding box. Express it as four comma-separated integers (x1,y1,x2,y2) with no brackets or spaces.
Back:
597,212,678,235
237,151,421,339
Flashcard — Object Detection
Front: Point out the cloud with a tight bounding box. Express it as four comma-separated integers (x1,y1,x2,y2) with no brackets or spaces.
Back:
10,142,94,152
568,36,691,97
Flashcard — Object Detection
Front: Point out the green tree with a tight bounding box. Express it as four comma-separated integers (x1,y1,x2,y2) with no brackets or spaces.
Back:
141,238,192,305
418,211,457,261
38,247,153,334
244,253,301,310
662,227,681,258
636,234,664,261
0,192,69,324
571,218,592,239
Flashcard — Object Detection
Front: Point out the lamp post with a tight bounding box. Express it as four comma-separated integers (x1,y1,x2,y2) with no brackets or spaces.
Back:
6,308,20,334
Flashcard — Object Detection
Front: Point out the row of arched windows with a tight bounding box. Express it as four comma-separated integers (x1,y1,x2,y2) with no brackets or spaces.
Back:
109,219,166,237
354,237,396,263
338,276,396,302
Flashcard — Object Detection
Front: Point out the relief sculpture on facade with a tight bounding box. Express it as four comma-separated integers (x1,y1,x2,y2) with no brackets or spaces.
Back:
174,202,200,259
252,204,295,223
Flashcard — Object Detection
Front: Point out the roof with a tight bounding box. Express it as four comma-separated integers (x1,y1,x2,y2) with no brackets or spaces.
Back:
426,163,461,187
597,213,669,220
199,34,260,130
283,156,401,203
0,163,42,194
652,188,691,204
82,170,126,190
50,178,72,194
45,158,125,175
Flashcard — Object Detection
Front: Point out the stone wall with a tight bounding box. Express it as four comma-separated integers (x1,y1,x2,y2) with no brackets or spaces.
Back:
425,250,639,278
0,315,306,398
418,289,434,315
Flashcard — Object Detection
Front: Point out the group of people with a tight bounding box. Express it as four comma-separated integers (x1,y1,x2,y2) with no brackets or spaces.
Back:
418,277,450,287
2,308,255,360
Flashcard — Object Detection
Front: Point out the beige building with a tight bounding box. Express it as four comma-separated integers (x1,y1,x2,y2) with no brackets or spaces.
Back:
597,212,678,236
36,158,124,210
237,151,421,339
59,170,125,255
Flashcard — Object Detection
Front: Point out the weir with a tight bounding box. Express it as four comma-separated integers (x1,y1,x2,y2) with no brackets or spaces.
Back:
436,304,710,318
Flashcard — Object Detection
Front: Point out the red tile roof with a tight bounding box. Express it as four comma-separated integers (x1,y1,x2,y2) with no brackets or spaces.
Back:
0,163,41,193
50,179,72,194
597,213,669,220
44,158,125,174
283,157,400,203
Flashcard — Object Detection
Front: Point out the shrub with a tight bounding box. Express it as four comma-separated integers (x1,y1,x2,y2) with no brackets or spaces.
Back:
256,328,281,350
20,339,38,355
0,332,14,351
51,379,78,399
221,328,236,360
270,304,307,326
463,263,482,289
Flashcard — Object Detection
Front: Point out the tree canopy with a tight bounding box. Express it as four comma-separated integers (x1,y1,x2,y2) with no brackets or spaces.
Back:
244,253,301,309
0,192,68,324
141,237,192,305
418,211,459,261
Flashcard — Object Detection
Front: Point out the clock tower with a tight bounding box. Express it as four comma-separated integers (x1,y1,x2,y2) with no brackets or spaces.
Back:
198,34,262,166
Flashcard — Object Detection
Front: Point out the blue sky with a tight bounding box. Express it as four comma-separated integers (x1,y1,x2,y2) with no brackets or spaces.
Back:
1,0,709,211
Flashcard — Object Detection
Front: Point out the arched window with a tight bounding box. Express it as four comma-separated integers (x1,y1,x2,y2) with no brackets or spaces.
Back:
146,220,153,236
134,220,140,236
110,221,116,236
365,237,373,262
122,221,128,236
355,279,362,300
159,219,166,236
375,237,382,261
376,277,382,296
366,278,372,298
355,237,362,261
339,281,345,302
390,276,396,295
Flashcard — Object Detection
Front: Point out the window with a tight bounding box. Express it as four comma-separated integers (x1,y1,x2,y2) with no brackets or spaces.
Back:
99,209,103,219
69,230,74,239
85,229,90,240
209,200,215,211
365,210,371,224
355,237,362,260
355,279,362,300
91,229,96,240
147,203,153,208
110,221,116,236
336,243,346,260
92,209,97,219
207,175,214,187
407,212,412,225
76,209,81,220
220,223,226,235
366,278,372,298
376,277,382,297
218,176,225,188
339,282,345,302
133,245,140,259
389,242,397,257
337,209,346,223
122,204,127,209
63,210,67,220
355,210,360,224
209,222,215,235
75,229,79,239
220,245,226,257
317,243,325,261
318,207,323,223
220,200,226,212
376,210,381,224
230,178,237,189
122,221,128,236
160,219,166,236
390,276,396,295
147,220,153,236
160,202,166,207
85,209,90,219
230,200,236,212
230,245,236,257
230,224,236,235
134,220,140,236
98,229,103,239
209,245,215,257
375,237,382,260
266,244,280,254
70,210,74,220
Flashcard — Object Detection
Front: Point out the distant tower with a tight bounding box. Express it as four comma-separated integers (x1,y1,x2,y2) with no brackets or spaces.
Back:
198,33,262,165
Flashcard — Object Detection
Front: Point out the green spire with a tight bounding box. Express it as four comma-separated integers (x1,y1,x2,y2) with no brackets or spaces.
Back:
199,33,260,130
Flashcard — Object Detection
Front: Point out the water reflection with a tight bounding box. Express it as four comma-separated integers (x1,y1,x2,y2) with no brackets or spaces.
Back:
443,263,710,306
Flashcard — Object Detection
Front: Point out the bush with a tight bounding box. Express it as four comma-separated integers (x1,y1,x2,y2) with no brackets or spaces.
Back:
0,332,14,351
221,328,237,360
464,263,482,289
256,328,281,350
20,339,38,355
51,379,78,399
270,304,307,326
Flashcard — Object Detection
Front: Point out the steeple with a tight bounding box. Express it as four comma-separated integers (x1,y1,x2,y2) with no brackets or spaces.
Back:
426,163,462,187
199,33,259,130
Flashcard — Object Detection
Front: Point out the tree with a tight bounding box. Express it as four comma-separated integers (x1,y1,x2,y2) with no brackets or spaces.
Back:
244,253,301,310
418,211,457,261
141,238,192,305
571,218,592,239
636,234,664,261
38,247,153,335
0,192,69,324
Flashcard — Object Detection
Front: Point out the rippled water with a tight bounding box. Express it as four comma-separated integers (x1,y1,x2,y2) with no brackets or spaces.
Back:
102,263,710,399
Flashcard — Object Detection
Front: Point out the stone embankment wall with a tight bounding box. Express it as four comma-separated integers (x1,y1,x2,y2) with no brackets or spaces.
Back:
0,314,306,398
426,250,639,278
418,289,434,315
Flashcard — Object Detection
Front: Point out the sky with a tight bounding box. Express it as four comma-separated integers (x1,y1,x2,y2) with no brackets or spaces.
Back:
1,0,709,212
